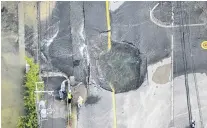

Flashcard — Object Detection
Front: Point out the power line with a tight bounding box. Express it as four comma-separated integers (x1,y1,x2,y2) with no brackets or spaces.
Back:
178,2,204,128
191,49,204,128
186,3,204,127
177,1,192,126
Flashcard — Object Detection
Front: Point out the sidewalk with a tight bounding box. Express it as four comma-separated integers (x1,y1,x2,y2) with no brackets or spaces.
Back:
68,82,88,128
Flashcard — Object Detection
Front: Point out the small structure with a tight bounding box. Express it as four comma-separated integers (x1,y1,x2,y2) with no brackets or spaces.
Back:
39,100,47,119
40,109,47,119
39,100,46,109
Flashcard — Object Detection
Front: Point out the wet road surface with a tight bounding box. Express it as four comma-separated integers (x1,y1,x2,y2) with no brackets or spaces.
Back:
26,1,207,128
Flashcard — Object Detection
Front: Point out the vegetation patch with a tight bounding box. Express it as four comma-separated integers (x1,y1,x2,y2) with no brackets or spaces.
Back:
17,56,43,128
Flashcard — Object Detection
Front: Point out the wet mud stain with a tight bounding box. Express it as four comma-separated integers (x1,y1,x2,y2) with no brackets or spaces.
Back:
152,64,171,84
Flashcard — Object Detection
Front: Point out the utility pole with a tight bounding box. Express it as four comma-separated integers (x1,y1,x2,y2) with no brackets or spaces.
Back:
178,1,192,125
37,1,41,75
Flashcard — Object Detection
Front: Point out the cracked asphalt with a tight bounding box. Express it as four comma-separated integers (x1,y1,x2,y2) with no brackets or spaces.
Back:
23,1,207,128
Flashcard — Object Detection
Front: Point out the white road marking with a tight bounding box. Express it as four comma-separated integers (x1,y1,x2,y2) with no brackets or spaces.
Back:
171,1,174,125
79,21,85,41
79,44,86,57
150,3,206,28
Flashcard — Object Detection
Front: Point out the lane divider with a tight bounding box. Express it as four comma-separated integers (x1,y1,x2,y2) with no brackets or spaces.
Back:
106,1,116,127
106,1,112,51
110,83,117,128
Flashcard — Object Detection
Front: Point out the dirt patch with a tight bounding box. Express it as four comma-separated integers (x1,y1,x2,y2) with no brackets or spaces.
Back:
23,2,37,27
23,1,56,27
39,1,56,21
1,1,18,32
152,64,171,84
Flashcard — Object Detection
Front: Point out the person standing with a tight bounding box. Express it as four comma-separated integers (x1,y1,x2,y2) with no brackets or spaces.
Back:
77,96,83,108
59,80,66,101
67,90,73,104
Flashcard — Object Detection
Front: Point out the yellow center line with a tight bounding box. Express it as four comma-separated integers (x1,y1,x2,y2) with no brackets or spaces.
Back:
106,1,116,127
106,1,112,51
109,83,117,128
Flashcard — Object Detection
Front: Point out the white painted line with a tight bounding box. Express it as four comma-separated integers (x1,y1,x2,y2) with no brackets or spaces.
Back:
171,34,174,124
150,3,207,28
79,44,86,57
171,2,174,125
79,21,85,41
40,71,69,79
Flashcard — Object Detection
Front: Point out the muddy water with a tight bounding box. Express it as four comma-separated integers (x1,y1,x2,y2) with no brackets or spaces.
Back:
152,64,171,84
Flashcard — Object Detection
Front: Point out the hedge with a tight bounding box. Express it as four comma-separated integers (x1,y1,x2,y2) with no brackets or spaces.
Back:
17,56,43,128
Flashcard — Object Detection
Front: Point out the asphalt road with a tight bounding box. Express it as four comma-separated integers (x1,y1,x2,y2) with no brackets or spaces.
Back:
41,77,67,128
39,1,207,92
79,1,207,128
33,1,207,128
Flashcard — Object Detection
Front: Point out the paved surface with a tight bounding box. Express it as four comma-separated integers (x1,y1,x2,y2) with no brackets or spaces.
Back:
22,1,207,128
78,57,172,128
79,1,207,128
173,73,207,128
41,77,67,128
